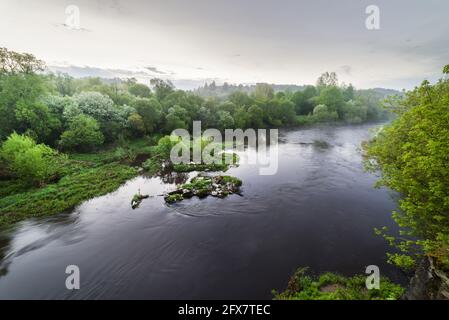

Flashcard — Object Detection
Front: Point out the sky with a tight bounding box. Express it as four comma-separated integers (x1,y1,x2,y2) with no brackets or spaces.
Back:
1,0,448,90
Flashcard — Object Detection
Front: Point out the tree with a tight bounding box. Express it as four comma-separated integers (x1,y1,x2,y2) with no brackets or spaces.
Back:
316,72,338,87
229,91,252,107
341,100,367,124
253,83,274,101
164,105,188,132
51,72,77,96
0,73,52,142
247,105,264,128
292,86,318,115
127,113,145,137
313,104,338,122
133,98,161,134
0,47,45,74
233,107,249,128
317,86,345,117
59,115,104,151
0,133,55,185
150,78,174,101
366,66,449,269
342,84,355,101
128,83,151,98
217,111,235,131
73,91,123,141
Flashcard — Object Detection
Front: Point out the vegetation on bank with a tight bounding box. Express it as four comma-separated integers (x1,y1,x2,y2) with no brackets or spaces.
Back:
273,268,404,300
365,65,449,271
0,48,392,154
0,163,137,227
0,47,392,228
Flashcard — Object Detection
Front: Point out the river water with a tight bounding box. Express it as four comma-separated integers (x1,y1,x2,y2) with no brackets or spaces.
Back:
0,123,406,299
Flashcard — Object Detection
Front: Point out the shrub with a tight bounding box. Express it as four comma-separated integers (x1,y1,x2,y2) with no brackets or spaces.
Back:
313,104,338,122
59,114,104,151
0,133,55,185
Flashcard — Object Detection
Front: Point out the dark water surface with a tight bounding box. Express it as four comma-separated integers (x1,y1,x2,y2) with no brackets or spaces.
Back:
0,124,406,299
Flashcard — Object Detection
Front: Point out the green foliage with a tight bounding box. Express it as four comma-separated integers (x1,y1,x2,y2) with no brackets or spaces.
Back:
72,91,125,141
0,163,137,227
127,113,146,137
341,100,368,124
0,133,55,185
274,268,404,300
0,73,52,142
386,253,416,271
313,104,338,122
0,48,392,150
133,97,161,134
59,115,104,151
150,78,174,101
142,158,161,175
0,47,45,74
165,175,242,203
443,64,449,75
365,66,449,269
217,110,235,131
128,83,151,98
317,86,345,116
316,71,338,87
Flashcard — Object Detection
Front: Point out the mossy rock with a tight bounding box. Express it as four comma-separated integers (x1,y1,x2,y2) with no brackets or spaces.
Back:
164,175,242,203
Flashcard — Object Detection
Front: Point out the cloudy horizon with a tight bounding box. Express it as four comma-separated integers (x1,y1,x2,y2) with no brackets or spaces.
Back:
1,0,448,90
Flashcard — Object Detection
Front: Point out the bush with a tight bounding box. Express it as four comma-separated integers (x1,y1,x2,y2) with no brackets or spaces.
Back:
273,268,404,300
313,104,338,122
0,133,55,185
59,114,104,151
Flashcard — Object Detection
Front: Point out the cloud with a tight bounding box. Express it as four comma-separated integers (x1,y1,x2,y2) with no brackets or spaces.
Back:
145,66,168,75
338,65,352,75
47,64,219,90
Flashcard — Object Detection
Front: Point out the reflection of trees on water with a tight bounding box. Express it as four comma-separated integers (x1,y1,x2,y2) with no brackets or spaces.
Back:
158,171,189,185
0,232,12,277
0,213,81,278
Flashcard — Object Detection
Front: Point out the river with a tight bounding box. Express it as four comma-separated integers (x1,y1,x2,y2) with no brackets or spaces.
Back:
0,123,406,299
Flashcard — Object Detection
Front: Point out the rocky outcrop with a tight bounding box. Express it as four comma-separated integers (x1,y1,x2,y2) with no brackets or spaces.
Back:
164,175,242,203
403,257,449,300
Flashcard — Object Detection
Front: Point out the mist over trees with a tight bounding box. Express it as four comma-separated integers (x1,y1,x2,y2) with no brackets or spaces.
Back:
0,47,393,155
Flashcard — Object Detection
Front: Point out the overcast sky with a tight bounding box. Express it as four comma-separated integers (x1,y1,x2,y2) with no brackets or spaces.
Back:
1,0,448,90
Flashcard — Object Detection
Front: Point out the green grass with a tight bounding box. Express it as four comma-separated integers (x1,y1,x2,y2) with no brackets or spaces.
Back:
273,268,405,300
0,163,137,227
69,136,157,165
0,136,162,228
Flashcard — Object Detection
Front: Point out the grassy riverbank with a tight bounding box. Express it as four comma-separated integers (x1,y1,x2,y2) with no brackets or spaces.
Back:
0,135,241,228
0,138,158,228
273,268,405,300
0,162,138,228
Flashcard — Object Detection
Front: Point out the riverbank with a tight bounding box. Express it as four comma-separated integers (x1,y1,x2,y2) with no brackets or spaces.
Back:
0,138,155,228
273,267,405,300
0,124,408,299
0,136,241,228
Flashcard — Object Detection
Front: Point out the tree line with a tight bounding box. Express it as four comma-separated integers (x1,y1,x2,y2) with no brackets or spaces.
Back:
0,47,392,154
